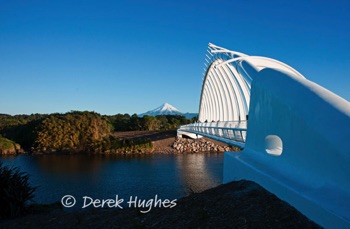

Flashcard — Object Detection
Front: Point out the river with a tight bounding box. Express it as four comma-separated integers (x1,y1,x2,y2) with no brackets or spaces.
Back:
0,153,223,210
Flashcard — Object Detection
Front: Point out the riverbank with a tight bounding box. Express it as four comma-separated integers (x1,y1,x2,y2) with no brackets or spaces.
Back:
113,130,177,154
114,130,238,154
0,180,320,228
1,130,236,155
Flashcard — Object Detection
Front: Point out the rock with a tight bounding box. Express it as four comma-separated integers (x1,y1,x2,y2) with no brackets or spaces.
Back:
171,136,240,153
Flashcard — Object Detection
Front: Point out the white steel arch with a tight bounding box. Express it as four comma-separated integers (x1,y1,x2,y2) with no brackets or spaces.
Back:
198,43,305,123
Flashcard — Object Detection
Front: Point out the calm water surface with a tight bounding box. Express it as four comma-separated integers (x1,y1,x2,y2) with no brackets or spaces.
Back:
0,153,223,209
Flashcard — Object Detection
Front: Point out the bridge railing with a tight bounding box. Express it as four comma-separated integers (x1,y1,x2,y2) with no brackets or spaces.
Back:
178,121,247,143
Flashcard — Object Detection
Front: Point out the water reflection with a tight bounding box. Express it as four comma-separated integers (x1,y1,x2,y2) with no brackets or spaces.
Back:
176,153,222,193
0,153,223,208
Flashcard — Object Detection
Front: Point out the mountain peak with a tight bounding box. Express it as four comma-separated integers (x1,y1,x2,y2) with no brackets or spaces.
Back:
139,103,183,117
158,103,180,113
138,103,198,119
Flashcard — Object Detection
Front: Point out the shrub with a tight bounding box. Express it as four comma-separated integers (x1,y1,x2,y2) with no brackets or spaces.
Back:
0,162,36,218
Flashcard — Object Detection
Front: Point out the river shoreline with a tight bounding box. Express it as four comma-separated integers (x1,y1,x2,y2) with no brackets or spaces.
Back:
1,130,238,155
113,130,239,154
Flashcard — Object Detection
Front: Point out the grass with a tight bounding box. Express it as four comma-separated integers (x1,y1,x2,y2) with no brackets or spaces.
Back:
0,137,17,150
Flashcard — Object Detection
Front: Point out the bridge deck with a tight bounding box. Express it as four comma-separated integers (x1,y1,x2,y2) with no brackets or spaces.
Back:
178,121,247,148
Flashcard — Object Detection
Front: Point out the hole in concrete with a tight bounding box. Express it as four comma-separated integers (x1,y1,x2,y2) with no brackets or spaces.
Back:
265,135,283,156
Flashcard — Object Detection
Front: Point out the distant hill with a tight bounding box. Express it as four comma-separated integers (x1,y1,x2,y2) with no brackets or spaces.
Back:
138,103,198,119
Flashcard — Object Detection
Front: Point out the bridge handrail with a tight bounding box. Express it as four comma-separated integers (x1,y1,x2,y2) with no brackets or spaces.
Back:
183,120,247,127
178,121,247,143
180,125,246,131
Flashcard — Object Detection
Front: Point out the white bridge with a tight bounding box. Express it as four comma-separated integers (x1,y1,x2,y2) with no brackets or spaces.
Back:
178,43,350,228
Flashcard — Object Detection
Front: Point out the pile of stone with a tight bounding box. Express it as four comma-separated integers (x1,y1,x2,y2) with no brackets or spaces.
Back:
172,137,234,153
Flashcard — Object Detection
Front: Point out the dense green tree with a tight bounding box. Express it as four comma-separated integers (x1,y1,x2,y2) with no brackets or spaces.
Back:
105,113,194,132
142,115,160,131
34,111,111,153
109,113,131,131
130,114,142,130
156,115,168,130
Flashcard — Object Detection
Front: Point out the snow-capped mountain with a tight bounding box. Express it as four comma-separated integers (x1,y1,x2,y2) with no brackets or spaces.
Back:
138,103,197,119
139,103,183,116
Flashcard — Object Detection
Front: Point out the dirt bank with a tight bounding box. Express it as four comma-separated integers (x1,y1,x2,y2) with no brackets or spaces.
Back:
0,180,320,228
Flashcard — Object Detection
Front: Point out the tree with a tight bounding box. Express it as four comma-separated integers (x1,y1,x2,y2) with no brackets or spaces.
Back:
142,115,160,131
130,114,142,130
156,115,169,130
34,111,112,153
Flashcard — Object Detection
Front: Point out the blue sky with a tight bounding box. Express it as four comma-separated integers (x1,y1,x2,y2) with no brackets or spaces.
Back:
1,0,350,115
